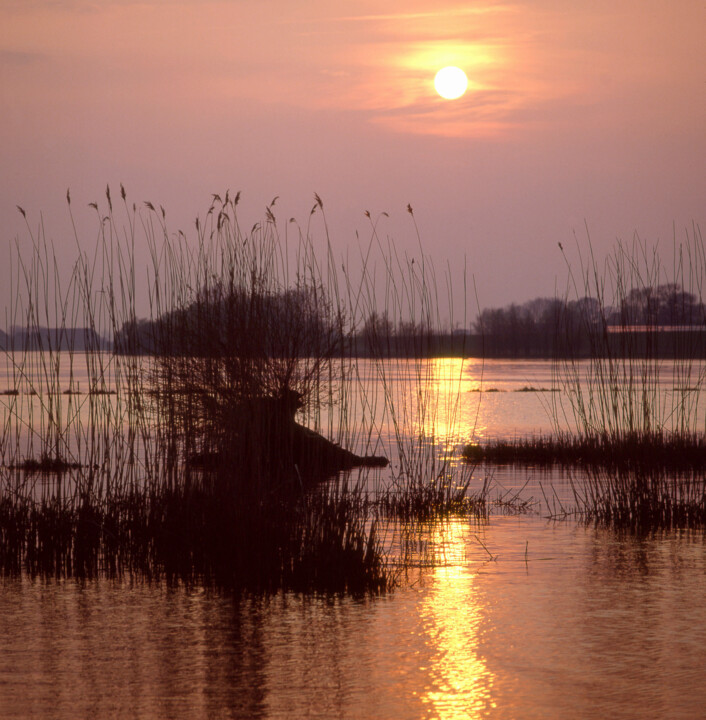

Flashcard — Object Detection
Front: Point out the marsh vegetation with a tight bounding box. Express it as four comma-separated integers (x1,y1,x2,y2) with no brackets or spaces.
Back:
465,228,706,529
2,193,705,594
1,189,483,593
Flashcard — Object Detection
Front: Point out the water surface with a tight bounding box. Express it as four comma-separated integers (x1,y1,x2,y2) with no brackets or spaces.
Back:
1,356,705,718
1,514,704,719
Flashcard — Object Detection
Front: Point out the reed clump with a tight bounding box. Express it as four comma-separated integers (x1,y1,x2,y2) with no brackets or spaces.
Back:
462,431,706,472
379,473,488,522
551,228,706,529
0,189,484,592
462,228,706,529
10,453,83,473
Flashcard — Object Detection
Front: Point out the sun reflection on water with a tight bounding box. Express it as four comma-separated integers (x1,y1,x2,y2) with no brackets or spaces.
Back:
410,357,477,444
418,519,496,718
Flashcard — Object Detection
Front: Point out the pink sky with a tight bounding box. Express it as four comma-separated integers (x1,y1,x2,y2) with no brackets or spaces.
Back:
1,0,704,325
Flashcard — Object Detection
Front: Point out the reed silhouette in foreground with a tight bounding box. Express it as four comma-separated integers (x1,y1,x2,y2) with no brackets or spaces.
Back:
0,189,482,592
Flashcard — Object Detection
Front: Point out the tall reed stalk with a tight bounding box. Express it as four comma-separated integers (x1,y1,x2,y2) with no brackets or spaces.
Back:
1,189,485,590
341,208,479,518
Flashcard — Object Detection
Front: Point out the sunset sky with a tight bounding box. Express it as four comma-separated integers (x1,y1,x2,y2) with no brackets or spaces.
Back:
1,0,704,324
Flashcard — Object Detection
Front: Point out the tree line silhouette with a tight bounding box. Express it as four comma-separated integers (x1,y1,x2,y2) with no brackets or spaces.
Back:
111,283,706,359
474,285,705,358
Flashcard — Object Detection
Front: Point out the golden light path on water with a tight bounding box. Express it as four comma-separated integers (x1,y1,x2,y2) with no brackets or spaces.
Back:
398,357,504,453
418,519,496,718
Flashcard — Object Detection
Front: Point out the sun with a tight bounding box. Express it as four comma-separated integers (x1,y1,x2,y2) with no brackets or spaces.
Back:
434,66,468,100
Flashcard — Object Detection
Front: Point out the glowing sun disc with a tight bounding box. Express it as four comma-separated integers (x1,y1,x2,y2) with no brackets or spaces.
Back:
434,66,468,100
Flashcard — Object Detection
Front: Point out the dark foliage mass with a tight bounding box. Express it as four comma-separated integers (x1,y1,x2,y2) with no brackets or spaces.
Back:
474,288,706,358
115,285,340,361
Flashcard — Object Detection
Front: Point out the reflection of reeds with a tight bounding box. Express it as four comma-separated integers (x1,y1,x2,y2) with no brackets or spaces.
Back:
567,466,706,531
0,189,485,591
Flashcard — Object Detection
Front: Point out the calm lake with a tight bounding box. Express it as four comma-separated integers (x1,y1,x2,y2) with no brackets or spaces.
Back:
1,357,705,719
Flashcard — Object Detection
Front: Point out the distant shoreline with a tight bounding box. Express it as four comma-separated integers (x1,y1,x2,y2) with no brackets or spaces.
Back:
0,327,110,353
3,326,706,359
